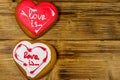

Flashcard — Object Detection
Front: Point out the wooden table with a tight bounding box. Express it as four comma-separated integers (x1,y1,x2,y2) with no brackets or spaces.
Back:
0,0,120,80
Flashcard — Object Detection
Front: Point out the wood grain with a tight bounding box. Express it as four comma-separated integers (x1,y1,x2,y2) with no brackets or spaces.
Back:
1,1,120,40
0,0,120,80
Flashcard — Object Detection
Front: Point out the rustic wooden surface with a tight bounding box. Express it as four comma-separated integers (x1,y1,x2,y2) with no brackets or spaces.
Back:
1,0,120,80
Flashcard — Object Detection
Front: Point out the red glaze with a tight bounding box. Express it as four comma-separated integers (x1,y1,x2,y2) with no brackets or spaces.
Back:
16,0,58,37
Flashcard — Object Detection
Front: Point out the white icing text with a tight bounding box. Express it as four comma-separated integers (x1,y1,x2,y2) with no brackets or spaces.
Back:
20,8,47,33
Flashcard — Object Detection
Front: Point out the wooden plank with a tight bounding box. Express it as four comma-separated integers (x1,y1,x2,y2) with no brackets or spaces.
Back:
57,41,120,62
2,2,120,15
0,53,109,80
0,40,120,55
1,15,120,40
1,40,119,80
0,40,118,61
0,40,119,80
0,2,120,40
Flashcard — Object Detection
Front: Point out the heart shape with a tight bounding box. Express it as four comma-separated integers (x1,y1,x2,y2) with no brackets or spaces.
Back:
16,0,58,38
13,41,56,80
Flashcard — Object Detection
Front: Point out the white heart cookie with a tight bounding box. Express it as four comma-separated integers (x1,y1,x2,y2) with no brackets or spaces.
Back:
13,41,56,80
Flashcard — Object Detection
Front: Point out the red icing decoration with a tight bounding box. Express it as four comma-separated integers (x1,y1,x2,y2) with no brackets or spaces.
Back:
16,0,58,36
14,43,48,74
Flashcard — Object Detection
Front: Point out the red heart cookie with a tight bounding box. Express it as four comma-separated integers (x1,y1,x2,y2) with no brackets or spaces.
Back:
16,0,58,38
13,41,56,80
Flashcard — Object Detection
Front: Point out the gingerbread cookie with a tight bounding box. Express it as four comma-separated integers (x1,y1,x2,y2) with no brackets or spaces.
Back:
13,41,56,80
16,0,58,39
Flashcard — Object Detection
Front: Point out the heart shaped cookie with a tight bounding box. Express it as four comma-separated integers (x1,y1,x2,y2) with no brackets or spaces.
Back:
16,0,58,39
13,41,56,80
